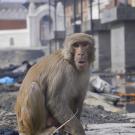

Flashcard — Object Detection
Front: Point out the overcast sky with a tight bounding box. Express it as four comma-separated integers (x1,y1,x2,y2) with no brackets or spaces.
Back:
1,0,28,2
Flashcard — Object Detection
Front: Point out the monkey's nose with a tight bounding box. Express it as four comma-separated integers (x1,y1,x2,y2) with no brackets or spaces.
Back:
78,52,84,56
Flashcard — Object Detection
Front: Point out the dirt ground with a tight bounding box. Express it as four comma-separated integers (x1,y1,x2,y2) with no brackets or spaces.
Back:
0,84,135,135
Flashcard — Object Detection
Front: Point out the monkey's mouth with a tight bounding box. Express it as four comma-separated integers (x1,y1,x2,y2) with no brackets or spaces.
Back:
78,61,86,64
78,61,87,67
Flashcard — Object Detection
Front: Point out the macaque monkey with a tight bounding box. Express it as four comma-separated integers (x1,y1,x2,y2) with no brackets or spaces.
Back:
15,33,95,135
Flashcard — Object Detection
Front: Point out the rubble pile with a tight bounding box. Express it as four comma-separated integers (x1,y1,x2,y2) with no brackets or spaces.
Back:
0,61,31,85
81,105,130,125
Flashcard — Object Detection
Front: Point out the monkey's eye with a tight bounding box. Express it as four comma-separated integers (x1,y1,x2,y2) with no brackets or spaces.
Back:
73,43,79,48
82,44,87,47
81,41,89,46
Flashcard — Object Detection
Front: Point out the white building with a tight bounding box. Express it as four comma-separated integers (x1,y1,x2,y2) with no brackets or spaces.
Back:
0,0,65,48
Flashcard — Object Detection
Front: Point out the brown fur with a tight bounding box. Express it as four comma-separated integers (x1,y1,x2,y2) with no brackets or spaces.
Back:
15,33,95,135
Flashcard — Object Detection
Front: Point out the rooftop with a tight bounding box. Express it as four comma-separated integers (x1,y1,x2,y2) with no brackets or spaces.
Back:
0,3,28,20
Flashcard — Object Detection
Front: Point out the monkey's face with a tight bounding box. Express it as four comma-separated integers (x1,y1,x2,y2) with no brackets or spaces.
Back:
73,41,90,71
63,33,95,71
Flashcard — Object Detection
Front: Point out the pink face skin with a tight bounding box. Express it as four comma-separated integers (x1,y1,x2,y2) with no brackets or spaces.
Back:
73,41,90,71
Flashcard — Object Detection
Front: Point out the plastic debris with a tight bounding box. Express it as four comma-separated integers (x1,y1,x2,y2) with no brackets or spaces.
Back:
0,76,15,85
0,129,18,135
12,61,31,74
90,75,112,93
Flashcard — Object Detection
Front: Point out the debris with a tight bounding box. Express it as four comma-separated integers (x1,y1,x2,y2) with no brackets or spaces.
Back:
0,77,15,85
102,93,120,105
12,61,31,74
85,92,122,112
90,75,111,93
85,123,135,135
0,61,32,84
0,129,18,135
89,76,121,109
81,105,129,125
126,75,135,82
0,110,16,129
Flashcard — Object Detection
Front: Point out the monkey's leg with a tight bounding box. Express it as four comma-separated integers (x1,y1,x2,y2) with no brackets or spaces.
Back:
19,127,56,135
39,126,57,135
18,82,48,135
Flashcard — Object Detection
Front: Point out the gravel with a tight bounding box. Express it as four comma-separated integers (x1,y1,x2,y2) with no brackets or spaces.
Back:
0,85,133,135
81,105,130,125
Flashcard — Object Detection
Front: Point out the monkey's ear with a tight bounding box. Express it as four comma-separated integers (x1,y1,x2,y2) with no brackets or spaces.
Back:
62,48,72,61
62,34,77,60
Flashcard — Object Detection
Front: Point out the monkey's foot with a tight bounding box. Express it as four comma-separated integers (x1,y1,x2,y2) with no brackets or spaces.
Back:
41,127,57,135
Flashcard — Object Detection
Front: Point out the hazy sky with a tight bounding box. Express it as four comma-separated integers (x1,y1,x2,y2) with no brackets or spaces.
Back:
1,0,28,2
0,0,49,2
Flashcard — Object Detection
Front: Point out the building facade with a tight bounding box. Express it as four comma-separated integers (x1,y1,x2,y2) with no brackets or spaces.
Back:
0,0,65,51
61,0,135,73
0,0,135,73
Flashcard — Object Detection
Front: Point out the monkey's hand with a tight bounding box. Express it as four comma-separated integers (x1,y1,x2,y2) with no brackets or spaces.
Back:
47,97,85,135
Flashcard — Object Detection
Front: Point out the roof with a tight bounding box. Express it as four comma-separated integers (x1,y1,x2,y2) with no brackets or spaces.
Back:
0,3,28,20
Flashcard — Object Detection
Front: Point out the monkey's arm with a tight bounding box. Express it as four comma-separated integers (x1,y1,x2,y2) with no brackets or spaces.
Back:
47,71,85,135
47,97,85,135
76,96,85,119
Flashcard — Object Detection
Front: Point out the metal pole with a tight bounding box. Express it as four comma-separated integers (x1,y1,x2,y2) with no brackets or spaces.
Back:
63,0,66,33
73,0,76,33
98,0,100,19
49,0,51,32
89,0,93,34
80,0,83,32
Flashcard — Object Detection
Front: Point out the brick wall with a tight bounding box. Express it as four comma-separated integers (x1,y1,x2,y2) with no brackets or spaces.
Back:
0,20,26,30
